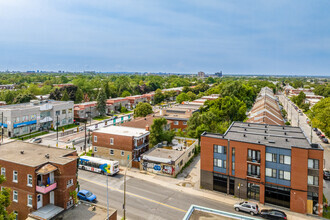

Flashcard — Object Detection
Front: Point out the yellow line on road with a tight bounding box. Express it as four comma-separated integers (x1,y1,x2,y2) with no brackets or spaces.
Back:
79,176,187,213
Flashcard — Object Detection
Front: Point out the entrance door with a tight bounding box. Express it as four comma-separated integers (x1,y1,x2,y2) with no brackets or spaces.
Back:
50,191,54,204
37,194,43,209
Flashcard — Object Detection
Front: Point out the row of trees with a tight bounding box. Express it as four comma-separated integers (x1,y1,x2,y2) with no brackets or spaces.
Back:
291,91,310,112
308,97,330,137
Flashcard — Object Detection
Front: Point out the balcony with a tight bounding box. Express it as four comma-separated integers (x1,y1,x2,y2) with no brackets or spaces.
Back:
247,172,260,179
36,182,57,194
135,142,149,150
247,157,261,164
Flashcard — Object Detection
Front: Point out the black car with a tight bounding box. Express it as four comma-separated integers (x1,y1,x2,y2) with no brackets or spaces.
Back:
316,131,322,136
313,128,318,132
324,170,330,180
260,209,287,219
322,138,329,144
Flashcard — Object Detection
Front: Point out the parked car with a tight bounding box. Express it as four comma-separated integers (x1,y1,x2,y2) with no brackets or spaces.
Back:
77,190,97,203
322,138,329,144
29,137,42,143
313,128,318,132
234,201,259,216
320,134,325,139
324,170,330,180
316,131,322,136
260,209,287,219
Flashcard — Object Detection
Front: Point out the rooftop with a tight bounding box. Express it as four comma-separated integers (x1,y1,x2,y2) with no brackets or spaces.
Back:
120,114,167,129
203,121,321,150
0,100,73,110
94,126,149,137
0,141,77,167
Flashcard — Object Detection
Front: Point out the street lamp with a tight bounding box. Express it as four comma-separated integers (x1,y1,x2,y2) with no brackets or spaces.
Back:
123,157,133,220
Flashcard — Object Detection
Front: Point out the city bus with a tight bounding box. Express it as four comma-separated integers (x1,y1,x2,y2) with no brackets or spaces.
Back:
79,156,119,176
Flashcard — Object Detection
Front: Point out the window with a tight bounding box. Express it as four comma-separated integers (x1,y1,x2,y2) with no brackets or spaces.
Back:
110,138,114,145
121,151,125,156
94,136,97,142
56,110,60,115
308,159,319,169
232,162,235,171
68,108,72,113
183,121,187,125
110,149,114,155
13,190,18,202
179,160,183,166
27,195,32,207
266,153,277,162
27,174,32,187
94,147,97,152
247,164,260,178
174,121,179,125
248,149,261,163
308,175,319,186
13,171,18,183
14,211,18,220
266,168,277,178
214,145,227,154
279,155,291,165
62,109,66,114
232,148,235,156
1,167,5,177
279,170,291,180
67,179,73,188
214,159,226,168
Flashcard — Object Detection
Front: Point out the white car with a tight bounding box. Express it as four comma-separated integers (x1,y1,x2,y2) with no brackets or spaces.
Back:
234,201,259,216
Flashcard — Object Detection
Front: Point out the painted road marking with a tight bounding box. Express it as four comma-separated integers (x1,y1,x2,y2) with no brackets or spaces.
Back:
79,176,187,213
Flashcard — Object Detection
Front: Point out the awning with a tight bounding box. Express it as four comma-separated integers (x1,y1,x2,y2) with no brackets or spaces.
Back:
36,164,58,175
40,116,53,123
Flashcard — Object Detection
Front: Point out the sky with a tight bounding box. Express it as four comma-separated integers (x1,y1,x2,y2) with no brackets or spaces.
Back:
0,0,329,75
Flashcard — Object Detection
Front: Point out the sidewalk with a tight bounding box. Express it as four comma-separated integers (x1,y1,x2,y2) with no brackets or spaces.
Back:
122,167,317,220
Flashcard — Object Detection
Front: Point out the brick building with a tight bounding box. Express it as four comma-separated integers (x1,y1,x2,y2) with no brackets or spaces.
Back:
0,142,78,220
106,98,130,112
160,106,198,131
74,101,99,120
201,122,323,216
92,126,150,166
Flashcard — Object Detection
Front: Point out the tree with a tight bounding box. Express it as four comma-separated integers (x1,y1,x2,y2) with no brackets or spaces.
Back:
103,81,111,99
134,103,153,117
121,91,131,97
176,92,190,103
75,88,84,103
13,92,36,104
0,172,16,220
186,91,197,101
121,106,128,113
96,89,107,116
149,118,175,146
154,89,164,104
61,89,69,101
309,97,330,137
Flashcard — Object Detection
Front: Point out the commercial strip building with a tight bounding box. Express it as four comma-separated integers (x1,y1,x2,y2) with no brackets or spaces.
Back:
140,137,198,177
247,87,284,126
0,142,78,220
200,121,323,216
92,126,150,166
0,100,74,137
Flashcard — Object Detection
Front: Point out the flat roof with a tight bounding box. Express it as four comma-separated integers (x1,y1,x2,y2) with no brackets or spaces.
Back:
143,147,184,162
203,121,319,150
0,100,72,110
0,141,77,167
94,126,149,137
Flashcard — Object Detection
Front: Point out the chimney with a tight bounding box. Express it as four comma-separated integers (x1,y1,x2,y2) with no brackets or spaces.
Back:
145,125,150,131
20,151,24,154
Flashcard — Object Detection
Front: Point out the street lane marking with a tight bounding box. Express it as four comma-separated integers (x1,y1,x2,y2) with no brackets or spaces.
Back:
79,176,187,213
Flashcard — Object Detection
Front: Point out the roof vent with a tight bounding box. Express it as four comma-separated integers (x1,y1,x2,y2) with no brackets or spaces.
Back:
269,140,275,144
285,138,289,142
248,123,250,127
282,127,285,130
20,151,24,154
244,128,247,131
243,134,246,137
257,141,261,144
264,130,267,133
45,154,49,159
144,118,147,120
284,132,287,135
264,136,267,140
265,125,268,128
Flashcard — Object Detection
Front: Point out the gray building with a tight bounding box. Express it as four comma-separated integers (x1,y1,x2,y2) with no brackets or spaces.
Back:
0,100,74,137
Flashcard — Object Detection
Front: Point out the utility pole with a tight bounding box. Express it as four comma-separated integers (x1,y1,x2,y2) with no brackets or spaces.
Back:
123,158,132,220
1,112,3,143
310,121,313,144
56,114,59,147
84,120,87,155
90,106,92,125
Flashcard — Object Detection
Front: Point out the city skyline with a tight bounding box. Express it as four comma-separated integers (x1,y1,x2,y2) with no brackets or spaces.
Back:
0,0,330,76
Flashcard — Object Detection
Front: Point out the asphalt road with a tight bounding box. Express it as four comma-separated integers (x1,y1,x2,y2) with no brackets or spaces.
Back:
278,94,330,201
78,170,263,220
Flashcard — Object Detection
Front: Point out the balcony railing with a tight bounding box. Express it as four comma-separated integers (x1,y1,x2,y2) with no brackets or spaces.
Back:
247,157,261,164
36,182,57,194
247,172,260,179
135,142,149,150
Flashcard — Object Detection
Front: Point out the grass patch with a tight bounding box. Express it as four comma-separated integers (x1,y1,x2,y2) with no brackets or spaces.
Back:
93,115,110,121
324,194,330,219
13,131,49,141
51,123,78,131
80,149,93,157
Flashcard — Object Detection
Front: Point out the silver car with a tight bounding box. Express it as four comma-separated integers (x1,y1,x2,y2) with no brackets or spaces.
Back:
234,201,259,216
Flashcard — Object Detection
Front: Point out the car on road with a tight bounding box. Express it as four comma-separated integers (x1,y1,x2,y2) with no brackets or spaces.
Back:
324,170,330,180
29,137,42,143
322,138,329,144
316,131,322,136
234,201,259,216
77,190,97,203
313,128,318,132
320,134,325,139
260,209,287,219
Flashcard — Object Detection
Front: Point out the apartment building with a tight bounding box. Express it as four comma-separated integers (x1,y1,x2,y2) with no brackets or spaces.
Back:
0,100,74,137
0,142,78,220
201,121,323,216
92,126,150,166
247,87,284,126
126,95,148,108
161,106,198,131
106,97,130,112
74,101,100,120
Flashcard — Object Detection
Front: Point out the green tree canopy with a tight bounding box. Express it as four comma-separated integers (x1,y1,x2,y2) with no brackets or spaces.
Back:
309,97,330,137
176,92,190,103
134,102,153,117
75,88,84,103
96,89,107,116
61,89,69,101
149,118,175,146
0,172,16,220
154,89,164,104
186,91,197,101
121,90,131,97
